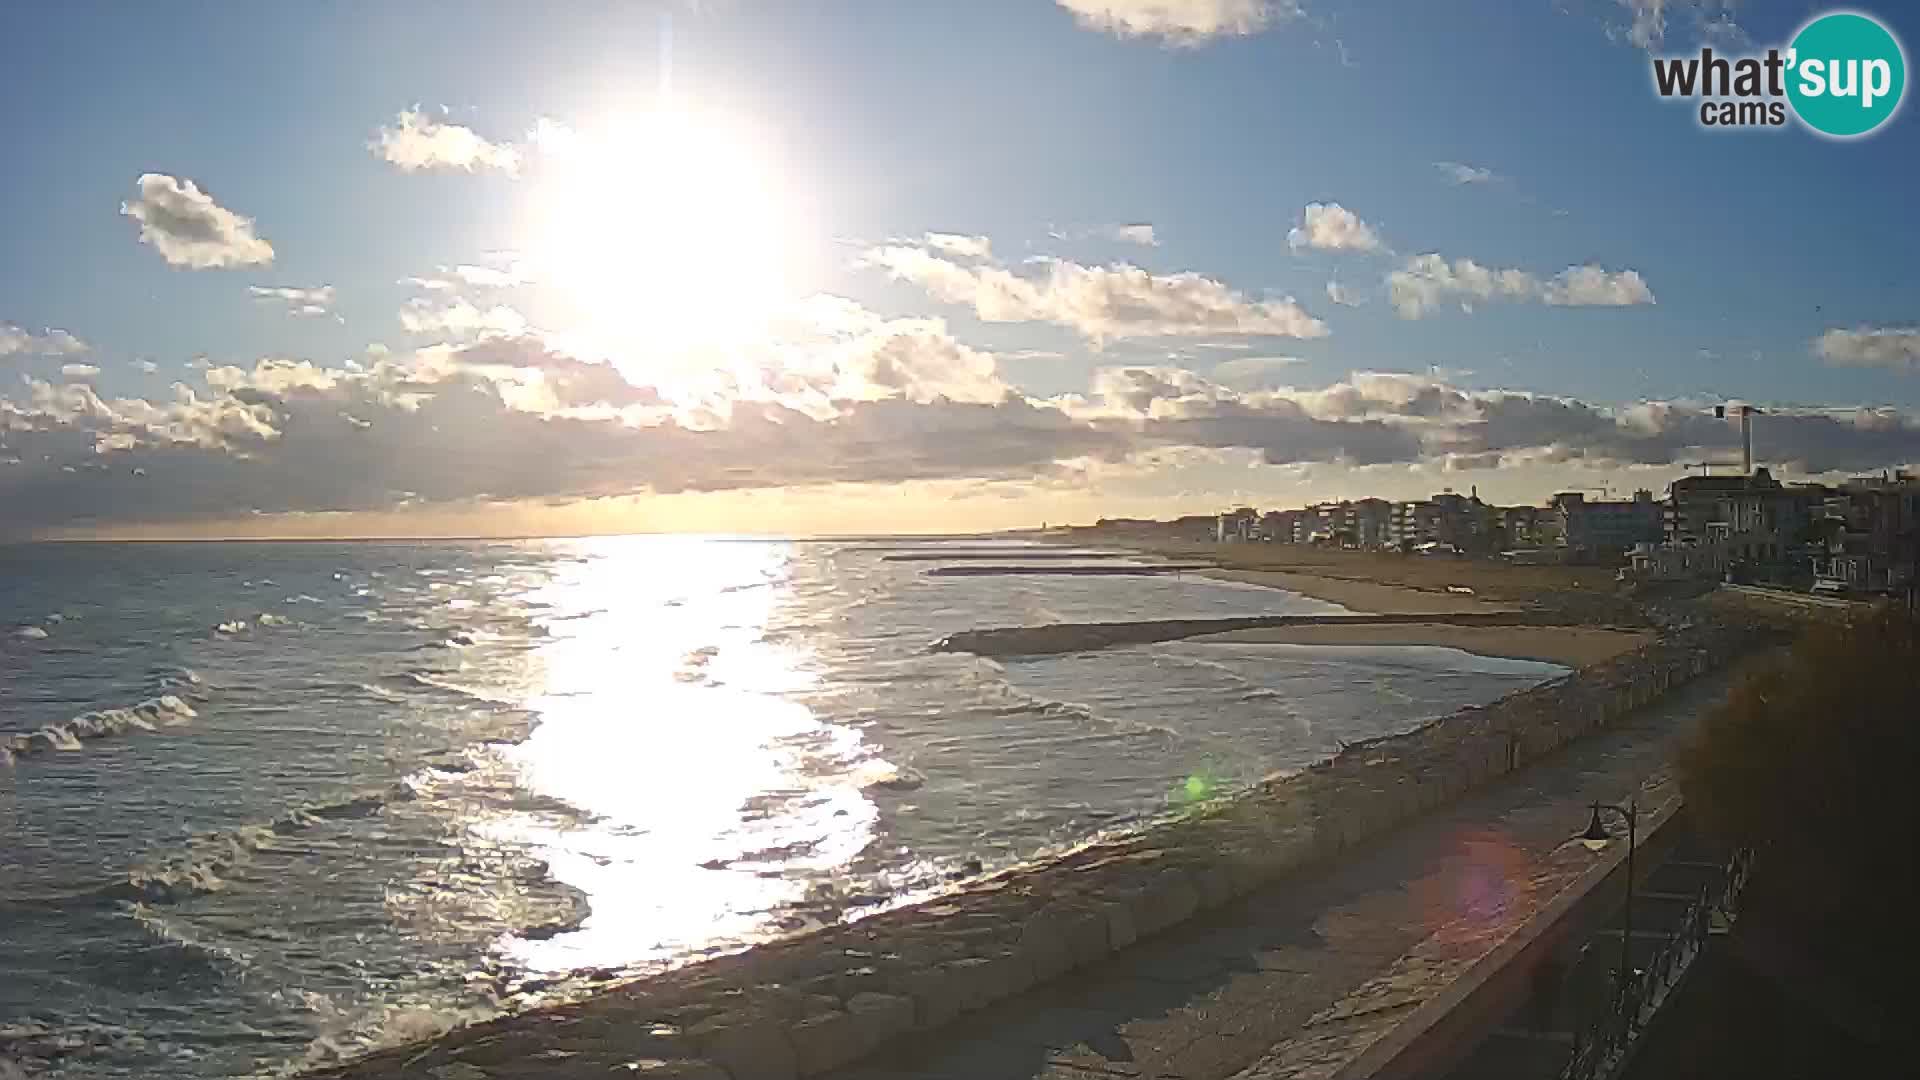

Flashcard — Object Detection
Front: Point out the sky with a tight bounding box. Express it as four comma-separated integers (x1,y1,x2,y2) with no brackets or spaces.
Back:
2,0,1918,539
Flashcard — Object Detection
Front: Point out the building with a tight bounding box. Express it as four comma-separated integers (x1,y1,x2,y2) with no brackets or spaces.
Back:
1350,498,1392,548
1553,490,1663,558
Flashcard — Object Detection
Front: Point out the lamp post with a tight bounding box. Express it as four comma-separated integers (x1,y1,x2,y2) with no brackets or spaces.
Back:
1580,800,1638,991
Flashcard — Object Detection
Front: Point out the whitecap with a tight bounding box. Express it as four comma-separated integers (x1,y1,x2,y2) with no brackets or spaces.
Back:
12,626,48,640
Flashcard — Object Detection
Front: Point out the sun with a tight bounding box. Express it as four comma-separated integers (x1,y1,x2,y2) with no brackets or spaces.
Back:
528,104,792,367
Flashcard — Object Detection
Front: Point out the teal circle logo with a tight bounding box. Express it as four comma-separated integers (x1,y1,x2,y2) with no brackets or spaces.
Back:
1787,12,1906,137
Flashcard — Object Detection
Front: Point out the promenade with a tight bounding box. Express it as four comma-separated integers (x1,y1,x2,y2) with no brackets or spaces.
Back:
825,662,1744,1080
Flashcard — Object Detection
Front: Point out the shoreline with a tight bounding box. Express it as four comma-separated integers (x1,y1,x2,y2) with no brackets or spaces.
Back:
1188,622,1652,669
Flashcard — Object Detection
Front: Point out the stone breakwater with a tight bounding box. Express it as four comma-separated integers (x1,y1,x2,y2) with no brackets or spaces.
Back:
932,611,1571,657
308,622,1771,1080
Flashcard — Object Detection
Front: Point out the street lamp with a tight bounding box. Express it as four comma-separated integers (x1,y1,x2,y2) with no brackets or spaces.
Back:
1580,800,1638,991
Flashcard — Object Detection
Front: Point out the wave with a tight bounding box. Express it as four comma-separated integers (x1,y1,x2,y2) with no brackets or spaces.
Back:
375,669,521,706
2,694,197,766
103,783,420,906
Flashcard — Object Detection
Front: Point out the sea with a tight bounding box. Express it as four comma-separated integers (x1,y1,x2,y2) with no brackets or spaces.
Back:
0,537,1565,1078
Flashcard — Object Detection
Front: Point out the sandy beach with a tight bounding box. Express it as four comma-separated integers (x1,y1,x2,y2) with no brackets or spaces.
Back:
1198,567,1515,615
1189,622,1652,668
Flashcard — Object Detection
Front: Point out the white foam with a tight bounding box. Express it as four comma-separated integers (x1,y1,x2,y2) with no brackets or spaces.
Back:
4,694,197,762
12,626,48,640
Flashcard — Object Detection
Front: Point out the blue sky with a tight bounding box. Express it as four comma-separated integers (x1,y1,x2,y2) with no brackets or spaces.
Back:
2,1,1917,537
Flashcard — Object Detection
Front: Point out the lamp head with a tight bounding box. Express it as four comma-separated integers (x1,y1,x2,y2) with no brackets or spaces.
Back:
1580,806,1611,851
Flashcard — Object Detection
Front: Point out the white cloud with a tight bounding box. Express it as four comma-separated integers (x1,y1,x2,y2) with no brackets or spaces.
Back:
10,347,1920,537
925,233,993,259
370,108,522,174
1542,265,1656,307
1816,327,1920,372
249,285,336,318
399,298,530,339
1055,0,1298,45
865,244,1328,342
1388,254,1655,318
1434,161,1496,185
1107,223,1159,246
61,364,100,380
448,263,528,288
1,325,88,357
1612,0,1744,50
1325,280,1361,307
1287,203,1382,253
135,360,160,374
120,174,275,269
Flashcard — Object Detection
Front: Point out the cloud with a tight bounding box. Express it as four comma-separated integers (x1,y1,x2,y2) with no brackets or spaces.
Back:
1,325,88,357
135,360,160,374
10,345,1920,537
120,174,275,269
370,108,522,174
1287,203,1382,253
249,285,336,318
61,364,101,380
1106,223,1159,246
1541,265,1656,307
1325,280,1361,307
1434,161,1497,185
0,324,1128,536
1610,0,1745,51
1387,254,1655,318
865,243,1327,342
925,233,993,259
399,298,530,339
1055,0,1298,45
1816,327,1920,372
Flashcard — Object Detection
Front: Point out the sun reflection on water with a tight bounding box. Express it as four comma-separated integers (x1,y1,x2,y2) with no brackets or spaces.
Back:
471,537,885,976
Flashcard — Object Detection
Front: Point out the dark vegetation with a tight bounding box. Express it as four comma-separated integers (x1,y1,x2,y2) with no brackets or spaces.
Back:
1678,608,1920,1055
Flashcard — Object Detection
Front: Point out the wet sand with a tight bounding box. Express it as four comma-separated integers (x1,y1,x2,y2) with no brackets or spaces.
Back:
1191,622,1651,668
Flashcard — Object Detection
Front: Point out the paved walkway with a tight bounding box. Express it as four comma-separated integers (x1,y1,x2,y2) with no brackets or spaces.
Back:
829,665,1747,1080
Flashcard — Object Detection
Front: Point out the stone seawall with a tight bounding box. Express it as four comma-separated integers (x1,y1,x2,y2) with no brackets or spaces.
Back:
310,622,1772,1080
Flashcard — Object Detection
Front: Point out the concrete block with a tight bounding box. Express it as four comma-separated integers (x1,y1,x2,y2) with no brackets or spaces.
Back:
1016,913,1074,983
1130,868,1200,937
788,1011,863,1076
690,1011,798,1080
895,965,961,1031
1059,906,1112,968
1192,863,1234,911
941,956,997,1013
1098,899,1138,950
847,991,915,1040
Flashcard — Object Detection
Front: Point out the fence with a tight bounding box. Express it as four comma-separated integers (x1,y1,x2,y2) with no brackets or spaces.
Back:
1558,847,1754,1080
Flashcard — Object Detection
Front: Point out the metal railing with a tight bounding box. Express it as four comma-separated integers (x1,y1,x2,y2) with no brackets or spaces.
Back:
1558,847,1754,1080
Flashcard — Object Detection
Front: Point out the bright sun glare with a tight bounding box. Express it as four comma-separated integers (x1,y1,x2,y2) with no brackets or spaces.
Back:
530,104,791,366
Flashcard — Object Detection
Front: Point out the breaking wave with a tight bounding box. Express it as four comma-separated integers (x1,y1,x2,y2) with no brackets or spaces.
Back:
102,783,419,905
2,693,198,767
